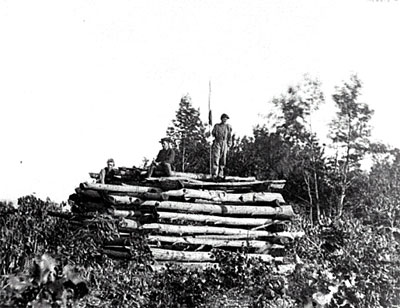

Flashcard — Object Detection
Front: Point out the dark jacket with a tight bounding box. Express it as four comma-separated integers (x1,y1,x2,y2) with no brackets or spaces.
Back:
156,148,175,165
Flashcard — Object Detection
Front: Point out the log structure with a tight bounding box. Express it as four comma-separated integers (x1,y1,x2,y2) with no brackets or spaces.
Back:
58,167,301,270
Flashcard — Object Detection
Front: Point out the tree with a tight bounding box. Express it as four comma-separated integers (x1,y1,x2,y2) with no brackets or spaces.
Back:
328,74,374,216
269,74,326,222
166,94,210,173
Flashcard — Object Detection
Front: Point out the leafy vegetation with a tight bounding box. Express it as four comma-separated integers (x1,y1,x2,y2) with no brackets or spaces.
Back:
1,74,400,307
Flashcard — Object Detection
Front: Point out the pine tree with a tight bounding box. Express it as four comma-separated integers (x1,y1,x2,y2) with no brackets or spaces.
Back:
166,94,209,173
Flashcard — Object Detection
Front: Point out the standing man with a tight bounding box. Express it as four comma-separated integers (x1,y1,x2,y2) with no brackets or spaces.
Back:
212,113,232,179
99,158,118,184
147,137,175,178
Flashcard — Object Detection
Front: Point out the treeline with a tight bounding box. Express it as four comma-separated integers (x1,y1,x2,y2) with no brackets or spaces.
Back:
165,74,398,222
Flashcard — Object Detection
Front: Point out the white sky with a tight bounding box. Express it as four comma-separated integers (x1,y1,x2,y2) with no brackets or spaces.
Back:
1,0,399,202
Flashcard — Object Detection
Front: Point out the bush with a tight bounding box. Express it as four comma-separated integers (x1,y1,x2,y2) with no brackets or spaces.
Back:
286,215,400,308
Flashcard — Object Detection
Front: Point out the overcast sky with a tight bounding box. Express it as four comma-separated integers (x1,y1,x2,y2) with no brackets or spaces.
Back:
1,0,399,202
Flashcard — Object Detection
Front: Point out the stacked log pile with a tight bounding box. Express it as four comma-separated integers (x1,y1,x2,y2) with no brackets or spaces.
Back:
61,168,301,271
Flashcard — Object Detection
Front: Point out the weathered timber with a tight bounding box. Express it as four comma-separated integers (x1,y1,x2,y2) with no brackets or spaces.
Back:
70,217,148,230
108,208,158,219
89,172,99,180
193,232,305,241
157,212,287,227
104,195,144,205
143,200,294,218
74,188,103,201
163,172,257,182
150,248,282,263
151,262,219,271
147,235,284,251
106,192,162,202
91,170,258,183
118,218,145,229
147,177,286,191
80,182,162,193
143,223,297,238
80,182,162,196
161,188,285,204
182,180,286,190
268,181,286,190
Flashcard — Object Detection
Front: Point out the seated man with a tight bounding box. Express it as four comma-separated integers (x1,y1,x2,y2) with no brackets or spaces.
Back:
147,137,175,178
99,158,118,184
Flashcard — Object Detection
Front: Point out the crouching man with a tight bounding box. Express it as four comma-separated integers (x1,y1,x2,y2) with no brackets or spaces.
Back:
99,158,118,184
147,137,175,178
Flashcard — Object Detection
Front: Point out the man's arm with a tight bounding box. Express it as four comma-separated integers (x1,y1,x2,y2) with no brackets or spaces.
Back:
99,168,106,184
212,124,217,137
155,150,163,163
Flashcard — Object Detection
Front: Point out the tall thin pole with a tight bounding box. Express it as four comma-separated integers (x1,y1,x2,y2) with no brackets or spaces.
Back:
208,80,212,176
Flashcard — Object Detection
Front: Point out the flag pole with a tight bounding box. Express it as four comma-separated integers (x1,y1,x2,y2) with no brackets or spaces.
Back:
208,80,212,176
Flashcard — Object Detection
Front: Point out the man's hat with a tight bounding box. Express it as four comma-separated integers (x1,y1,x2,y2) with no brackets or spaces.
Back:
221,113,229,120
107,158,115,164
160,137,173,143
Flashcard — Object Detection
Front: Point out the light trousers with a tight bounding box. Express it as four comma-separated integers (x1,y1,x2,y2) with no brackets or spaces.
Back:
212,141,228,177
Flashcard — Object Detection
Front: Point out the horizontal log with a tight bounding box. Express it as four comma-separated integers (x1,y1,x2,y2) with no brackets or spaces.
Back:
268,181,286,190
102,245,132,252
150,248,282,263
106,193,163,204
171,172,257,182
108,209,145,218
143,200,294,218
151,262,219,271
193,232,304,241
162,188,285,204
74,188,103,201
90,170,286,190
89,172,99,180
89,167,146,180
92,169,259,182
147,235,284,251
73,217,146,230
158,212,286,227
104,195,144,205
182,180,286,191
80,182,162,195
118,218,142,229
148,177,286,191
108,208,158,219
144,223,297,238
70,217,148,230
